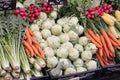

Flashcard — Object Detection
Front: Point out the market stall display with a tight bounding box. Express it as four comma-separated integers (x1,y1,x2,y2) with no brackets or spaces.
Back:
0,0,120,80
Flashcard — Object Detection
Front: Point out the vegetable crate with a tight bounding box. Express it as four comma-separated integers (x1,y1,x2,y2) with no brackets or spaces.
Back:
29,64,120,80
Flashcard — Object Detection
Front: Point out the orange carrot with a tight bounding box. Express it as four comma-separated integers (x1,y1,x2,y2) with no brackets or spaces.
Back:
96,53,105,66
102,56,109,66
88,28,101,46
24,48,31,57
107,32,120,45
28,28,36,37
24,35,27,40
25,29,32,45
32,38,39,45
31,45,40,56
23,40,34,56
34,44,45,59
101,29,114,54
110,39,119,47
117,46,120,50
85,32,102,48
100,35,110,57
98,48,103,57
96,34,102,46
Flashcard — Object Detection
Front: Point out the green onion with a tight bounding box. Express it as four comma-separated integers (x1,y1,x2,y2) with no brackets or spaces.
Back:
11,71,20,79
0,43,10,72
25,73,31,80
31,68,43,77
35,56,46,68
20,45,30,74
19,72,25,80
34,63,41,71
4,73,12,80
29,57,36,64
0,70,6,77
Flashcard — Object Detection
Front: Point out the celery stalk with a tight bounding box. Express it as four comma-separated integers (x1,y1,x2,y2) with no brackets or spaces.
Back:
11,71,20,79
0,65,2,73
20,45,30,74
4,73,12,80
19,72,25,80
34,63,41,71
0,43,10,72
29,57,36,64
31,68,43,77
35,57,46,68
25,73,31,80
0,70,6,77
0,77,4,80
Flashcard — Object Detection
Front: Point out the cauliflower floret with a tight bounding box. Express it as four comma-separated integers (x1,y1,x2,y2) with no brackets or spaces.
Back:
79,36,90,46
81,51,92,61
86,60,97,70
51,24,62,36
85,43,98,54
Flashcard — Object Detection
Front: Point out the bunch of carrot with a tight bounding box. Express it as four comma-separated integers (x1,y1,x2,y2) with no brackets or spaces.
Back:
23,28,45,59
85,28,120,67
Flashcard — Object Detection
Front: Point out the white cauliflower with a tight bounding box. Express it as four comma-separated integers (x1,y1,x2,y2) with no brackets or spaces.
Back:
30,24,39,31
76,67,87,72
86,60,97,70
81,51,92,61
44,47,55,57
59,58,71,70
42,19,55,29
40,39,48,49
47,56,58,69
79,36,90,46
47,36,60,49
64,68,76,74
33,31,42,41
73,58,84,67
41,29,51,39
68,31,79,41
69,17,78,26
63,24,71,33
76,24,84,36
61,42,73,50
85,43,98,54
49,11,57,19
40,12,47,20
74,44,84,52
56,47,68,58
69,48,79,61
59,33,70,43
51,24,62,36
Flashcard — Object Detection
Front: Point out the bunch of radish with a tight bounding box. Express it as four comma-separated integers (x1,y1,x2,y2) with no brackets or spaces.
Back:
84,4,113,19
42,2,54,14
15,2,54,22
15,8,28,20
27,5,41,22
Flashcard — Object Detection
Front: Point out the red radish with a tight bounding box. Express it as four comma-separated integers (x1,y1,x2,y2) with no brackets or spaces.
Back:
47,7,51,11
84,11,89,15
15,10,20,14
50,6,54,11
43,7,47,11
45,11,49,14
20,8,25,12
44,2,48,7
22,16,27,20
35,13,40,17
37,8,41,12
20,12,24,16
90,11,96,15
30,17,34,22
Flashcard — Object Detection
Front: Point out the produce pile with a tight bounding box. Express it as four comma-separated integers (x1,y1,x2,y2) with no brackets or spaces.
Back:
32,13,98,76
0,0,120,80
